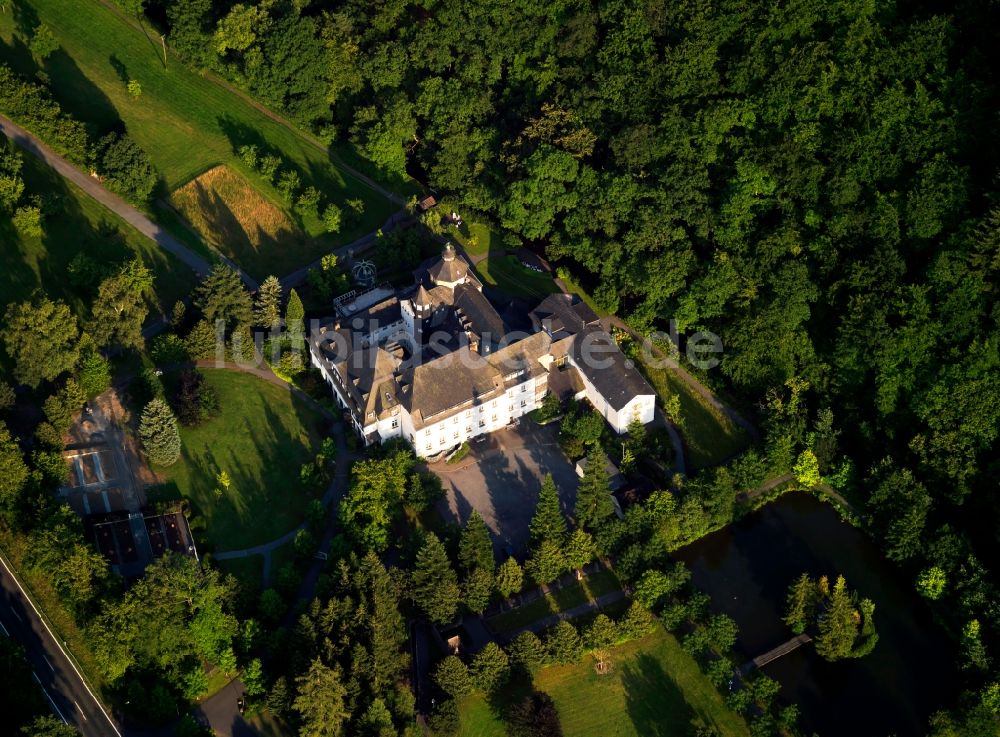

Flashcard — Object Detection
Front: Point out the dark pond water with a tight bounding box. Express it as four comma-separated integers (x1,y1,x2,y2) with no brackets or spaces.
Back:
674,492,958,737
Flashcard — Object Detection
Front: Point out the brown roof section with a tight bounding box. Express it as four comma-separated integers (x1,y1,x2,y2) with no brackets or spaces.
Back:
427,243,469,285
530,293,600,338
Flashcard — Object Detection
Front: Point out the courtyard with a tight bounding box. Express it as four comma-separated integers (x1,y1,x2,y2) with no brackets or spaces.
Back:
429,422,579,554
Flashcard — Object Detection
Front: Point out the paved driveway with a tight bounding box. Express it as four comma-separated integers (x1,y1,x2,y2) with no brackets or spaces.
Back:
429,423,579,555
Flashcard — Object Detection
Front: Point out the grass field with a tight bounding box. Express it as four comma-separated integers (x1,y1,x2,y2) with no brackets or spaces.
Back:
488,570,622,633
0,0,398,276
629,346,750,469
458,626,750,737
149,370,327,551
0,147,196,318
169,165,308,277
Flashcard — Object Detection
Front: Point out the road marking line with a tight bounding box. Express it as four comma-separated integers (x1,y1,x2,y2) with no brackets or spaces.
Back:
11,608,23,622
0,554,122,736
0,619,8,636
75,701,87,721
32,671,68,724
43,654,54,672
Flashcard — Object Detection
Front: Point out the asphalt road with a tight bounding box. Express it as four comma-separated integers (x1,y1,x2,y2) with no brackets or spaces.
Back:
0,555,121,737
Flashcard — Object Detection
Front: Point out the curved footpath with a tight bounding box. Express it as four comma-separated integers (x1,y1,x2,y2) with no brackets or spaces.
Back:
182,360,356,737
0,114,269,289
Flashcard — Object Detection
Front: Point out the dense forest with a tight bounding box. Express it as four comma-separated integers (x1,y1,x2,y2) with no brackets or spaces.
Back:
141,0,1000,729
0,0,992,731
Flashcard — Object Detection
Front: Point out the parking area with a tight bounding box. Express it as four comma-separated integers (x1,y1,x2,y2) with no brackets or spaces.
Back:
429,422,579,555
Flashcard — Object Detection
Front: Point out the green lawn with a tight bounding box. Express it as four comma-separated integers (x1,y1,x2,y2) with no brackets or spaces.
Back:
149,370,327,551
629,346,750,469
446,212,561,299
0,148,196,317
459,626,750,737
0,0,398,278
488,571,622,633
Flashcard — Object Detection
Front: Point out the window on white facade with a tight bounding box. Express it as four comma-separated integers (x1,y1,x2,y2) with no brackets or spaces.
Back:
521,400,527,407
439,437,446,445
522,384,527,392
453,416,459,424
453,431,459,439
491,414,497,422
509,405,514,412
391,419,399,428
479,420,486,428
425,443,431,450
466,426,472,433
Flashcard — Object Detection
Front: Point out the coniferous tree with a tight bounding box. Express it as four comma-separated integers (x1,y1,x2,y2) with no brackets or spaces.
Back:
411,533,460,624
496,557,524,599
815,575,859,661
138,398,181,466
525,538,566,585
459,511,495,572
529,474,567,546
285,288,305,337
463,566,494,614
564,528,596,573
784,573,817,635
575,448,613,530
193,264,252,329
253,275,283,329
293,658,348,737
185,318,220,360
433,655,472,698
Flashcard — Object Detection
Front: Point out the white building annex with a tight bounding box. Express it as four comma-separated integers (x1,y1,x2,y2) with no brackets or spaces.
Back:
308,244,655,458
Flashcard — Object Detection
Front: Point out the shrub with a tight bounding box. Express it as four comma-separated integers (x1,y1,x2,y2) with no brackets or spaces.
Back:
174,369,219,426
94,132,157,203
277,169,301,203
150,333,188,364
238,144,258,169
258,154,282,181
322,203,342,233
0,64,88,163
12,204,42,237
296,185,320,213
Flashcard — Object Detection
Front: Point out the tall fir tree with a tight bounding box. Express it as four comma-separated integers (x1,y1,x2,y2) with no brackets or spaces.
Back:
138,398,181,466
459,511,495,572
193,264,251,329
815,575,858,661
411,533,460,624
285,288,305,338
253,275,283,329
575,448,613,530
293,658,348,737
529,474,567,547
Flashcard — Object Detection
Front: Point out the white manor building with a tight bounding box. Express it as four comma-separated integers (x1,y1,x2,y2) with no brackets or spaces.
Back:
309,244,655,458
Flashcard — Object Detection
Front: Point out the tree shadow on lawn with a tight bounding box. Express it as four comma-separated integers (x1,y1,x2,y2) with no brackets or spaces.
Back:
621,653,703,737
153,373,326,553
